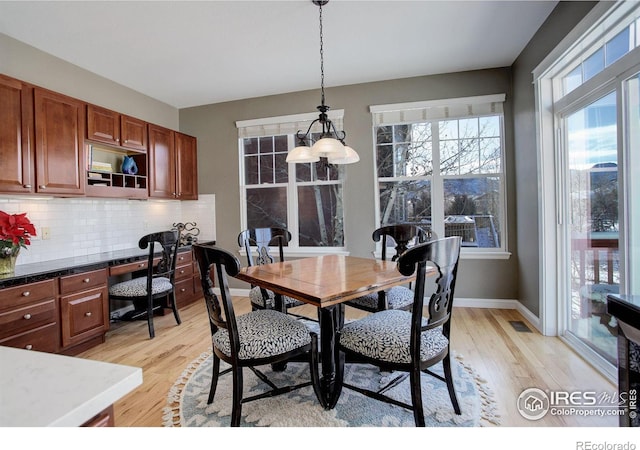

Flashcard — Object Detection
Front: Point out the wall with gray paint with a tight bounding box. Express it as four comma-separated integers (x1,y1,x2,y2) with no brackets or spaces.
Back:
511,1,597,317
180,68,519,299
0,33,178,129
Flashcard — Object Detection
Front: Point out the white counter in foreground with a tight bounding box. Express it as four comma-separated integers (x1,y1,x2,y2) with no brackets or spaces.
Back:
0,346,142,427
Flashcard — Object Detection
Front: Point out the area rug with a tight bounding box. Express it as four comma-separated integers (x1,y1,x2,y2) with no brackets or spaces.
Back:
163,351,500,427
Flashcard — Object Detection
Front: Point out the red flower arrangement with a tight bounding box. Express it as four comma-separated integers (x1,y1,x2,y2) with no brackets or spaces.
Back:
0,211,37,257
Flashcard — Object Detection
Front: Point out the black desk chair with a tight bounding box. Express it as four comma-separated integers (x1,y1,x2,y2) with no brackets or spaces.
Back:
238,228,305,313
109,231,182,339
193,243,321,426
346,224,435,312
338,236,462,427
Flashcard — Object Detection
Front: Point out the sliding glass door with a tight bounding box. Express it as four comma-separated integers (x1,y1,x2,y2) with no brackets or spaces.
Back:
562,91,620,365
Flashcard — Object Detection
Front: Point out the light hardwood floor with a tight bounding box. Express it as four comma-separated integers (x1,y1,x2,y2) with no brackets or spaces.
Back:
78,298,618,427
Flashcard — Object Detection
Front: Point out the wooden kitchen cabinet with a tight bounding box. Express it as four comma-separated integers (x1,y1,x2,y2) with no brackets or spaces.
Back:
0,74,35,194
59,268,109,354
34,87,85,195
87,104,148,151
0,279,59,353
148,124,198,200
174,249,196,309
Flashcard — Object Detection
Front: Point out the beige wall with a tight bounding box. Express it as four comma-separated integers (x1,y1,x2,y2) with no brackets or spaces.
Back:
179,69,519,299
0,33,178,129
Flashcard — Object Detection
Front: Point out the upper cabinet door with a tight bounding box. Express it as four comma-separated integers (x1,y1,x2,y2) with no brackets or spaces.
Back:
120,115,147,151
34,88,85,195
0,74,35,194
175,132,198,200
87,104,120,146
148,124,175,199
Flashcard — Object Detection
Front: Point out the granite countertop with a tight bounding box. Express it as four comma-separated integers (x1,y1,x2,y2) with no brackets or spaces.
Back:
0,346,142,426
0,246,193,288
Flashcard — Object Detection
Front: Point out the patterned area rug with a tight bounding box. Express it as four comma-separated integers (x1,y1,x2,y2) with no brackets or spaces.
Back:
163,351,500,427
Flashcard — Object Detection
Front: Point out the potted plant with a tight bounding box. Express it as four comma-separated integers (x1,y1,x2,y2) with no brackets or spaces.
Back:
0,211,36,275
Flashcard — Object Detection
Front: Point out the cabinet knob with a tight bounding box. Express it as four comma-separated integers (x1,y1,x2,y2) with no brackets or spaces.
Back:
23,313,32,320
85,312,92,317
39,185,46,189
83,278,90,283
139,263,145,267
23,184,32,189
22,291,30,297
25,344,33,350
180,288,186,292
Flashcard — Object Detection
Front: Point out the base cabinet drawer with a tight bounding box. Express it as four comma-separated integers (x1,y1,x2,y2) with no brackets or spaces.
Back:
175,277,195,309
60,286,109,348
0,322,59,353
0,298,57,337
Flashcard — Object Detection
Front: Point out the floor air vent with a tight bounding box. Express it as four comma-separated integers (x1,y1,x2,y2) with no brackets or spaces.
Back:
509,320,532,333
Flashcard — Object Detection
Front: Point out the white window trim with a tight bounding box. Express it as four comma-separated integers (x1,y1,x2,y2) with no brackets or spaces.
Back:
237,111,348,253
370,95,510,259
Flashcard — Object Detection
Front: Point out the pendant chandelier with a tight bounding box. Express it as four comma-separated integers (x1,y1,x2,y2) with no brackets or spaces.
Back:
285,0,359,165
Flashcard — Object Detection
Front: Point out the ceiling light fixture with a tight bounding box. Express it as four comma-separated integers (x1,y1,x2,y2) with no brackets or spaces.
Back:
286,0,359,165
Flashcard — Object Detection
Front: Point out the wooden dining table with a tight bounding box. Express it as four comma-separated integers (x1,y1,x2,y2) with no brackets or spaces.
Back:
235,254,424,409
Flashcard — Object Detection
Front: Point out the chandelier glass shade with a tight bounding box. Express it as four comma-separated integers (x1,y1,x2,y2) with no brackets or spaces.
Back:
285,0,359,165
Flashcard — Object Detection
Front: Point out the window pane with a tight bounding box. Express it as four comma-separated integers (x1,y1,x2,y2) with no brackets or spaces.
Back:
440,120,458,140
295,162,312,182
246,187,288,229
274,153,288,183
584,48,604,82
605,27,631,66
274,135,288,153
377,126,392,144
458,138,480,174
443,177,502,248
564,65,583,95
480,137,502,173
259,154,274,184
479,116,500,137
440,139,460,175
245,155,258,184
376,144,394,177
379,180,432,228
259,137,273,154
244,138,258,155
298,184,344,246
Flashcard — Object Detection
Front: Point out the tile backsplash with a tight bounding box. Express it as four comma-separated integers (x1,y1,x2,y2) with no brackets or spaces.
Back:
0,194,216,266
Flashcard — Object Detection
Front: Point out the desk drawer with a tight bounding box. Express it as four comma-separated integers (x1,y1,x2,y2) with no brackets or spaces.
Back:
1,279,56,310
109,257,160,276
60,286,109,348
176,250,192,265
0,298,57,338
175,262,193,280
0,321,59,353
59,269,108,295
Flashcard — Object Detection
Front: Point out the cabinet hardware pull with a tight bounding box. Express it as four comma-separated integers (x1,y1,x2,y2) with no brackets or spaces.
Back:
85,312,92,317
39,185,46,189
23,314,32,320
22,291,30,297
180,288,186,292
25,344,33,350
83,278,90,283
139,263,145,267
23,184,32,188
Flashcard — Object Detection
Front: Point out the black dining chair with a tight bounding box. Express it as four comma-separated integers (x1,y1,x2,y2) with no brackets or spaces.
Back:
338,236,462,427
192,243,321,426
345,224,435,313
108,230,182,339
238,227,306,313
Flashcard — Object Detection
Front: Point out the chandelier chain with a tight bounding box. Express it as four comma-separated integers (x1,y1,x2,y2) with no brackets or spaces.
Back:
318,0,325,106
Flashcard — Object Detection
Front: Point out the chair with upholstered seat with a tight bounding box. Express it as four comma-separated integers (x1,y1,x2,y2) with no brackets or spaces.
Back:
108,231,182,339
192,243,321,426
238,228,305,313
338,236,462,427
345,224,435,312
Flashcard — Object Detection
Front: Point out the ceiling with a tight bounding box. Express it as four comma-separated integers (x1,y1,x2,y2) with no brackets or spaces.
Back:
0,0,558,109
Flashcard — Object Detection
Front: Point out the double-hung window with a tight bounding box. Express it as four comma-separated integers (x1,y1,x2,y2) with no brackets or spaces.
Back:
237,111,346,252
370,94,507,254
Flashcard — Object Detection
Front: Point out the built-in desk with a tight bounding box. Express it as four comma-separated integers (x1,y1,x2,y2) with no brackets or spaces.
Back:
607,293,640,427
0,246,203,355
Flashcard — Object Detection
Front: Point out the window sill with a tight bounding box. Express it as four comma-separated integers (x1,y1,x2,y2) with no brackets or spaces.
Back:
459,250,511,260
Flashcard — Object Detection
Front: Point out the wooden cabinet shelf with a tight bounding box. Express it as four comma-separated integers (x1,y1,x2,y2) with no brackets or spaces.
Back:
85,144,147,199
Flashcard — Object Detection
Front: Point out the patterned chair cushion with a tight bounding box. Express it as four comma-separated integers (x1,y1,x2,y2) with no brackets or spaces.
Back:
212,309,312,360
109,276,173,297
339,309,449,364
249,286,304,309
347,285,414,310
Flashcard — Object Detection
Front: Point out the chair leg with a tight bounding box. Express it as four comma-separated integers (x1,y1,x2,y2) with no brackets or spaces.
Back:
231,366,244,427
443,353,461,414
147,295,155,339
309,333,323,406
170,291,182,325
410,367,425,427
208,354,221,404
